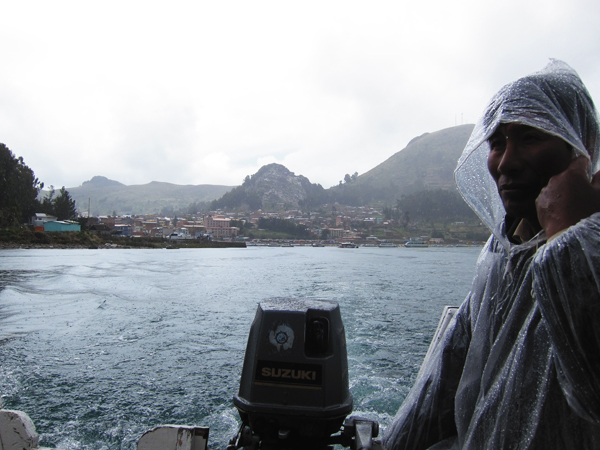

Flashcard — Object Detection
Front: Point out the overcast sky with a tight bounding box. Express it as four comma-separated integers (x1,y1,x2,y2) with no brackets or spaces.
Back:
2,1,600,190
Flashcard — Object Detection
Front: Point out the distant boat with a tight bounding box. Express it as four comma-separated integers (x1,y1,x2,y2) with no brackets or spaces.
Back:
379,242,396,248
339,242,358,248
404,238,429,248
312,242,325,247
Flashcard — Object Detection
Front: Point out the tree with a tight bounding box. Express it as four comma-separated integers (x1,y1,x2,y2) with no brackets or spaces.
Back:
230,219,248,235
39,185,78,220
40,186,56,215
53,187,77,220
0,143,44,227
160,206,175,217
383,204,400,221
257,217,310,238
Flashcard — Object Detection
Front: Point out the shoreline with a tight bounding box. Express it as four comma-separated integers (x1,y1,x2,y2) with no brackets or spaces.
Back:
0,242,247,250
0,229,246,250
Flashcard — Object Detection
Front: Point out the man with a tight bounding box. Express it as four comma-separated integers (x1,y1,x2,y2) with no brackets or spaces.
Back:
382,60,600,449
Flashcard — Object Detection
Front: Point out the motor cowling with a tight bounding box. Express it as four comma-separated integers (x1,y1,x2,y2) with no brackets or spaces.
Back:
233,298,353,448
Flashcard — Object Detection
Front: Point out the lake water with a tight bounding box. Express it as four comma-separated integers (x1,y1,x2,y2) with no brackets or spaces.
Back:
0,246,480,449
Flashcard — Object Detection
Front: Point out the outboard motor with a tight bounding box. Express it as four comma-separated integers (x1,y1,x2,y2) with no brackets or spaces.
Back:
230,298,376,450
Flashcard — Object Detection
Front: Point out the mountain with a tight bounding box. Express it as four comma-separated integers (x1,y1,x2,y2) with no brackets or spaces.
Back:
66,176,234,216
209,124,475,212
82,176,125,188
329,124,475,205
61,124,475,215
211,164,327,211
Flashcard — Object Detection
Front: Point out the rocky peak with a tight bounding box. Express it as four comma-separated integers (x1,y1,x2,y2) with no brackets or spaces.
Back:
245,163,313,209
82,176,125,188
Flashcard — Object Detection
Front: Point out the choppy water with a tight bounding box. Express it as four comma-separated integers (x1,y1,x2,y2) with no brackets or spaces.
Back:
0,246,480,449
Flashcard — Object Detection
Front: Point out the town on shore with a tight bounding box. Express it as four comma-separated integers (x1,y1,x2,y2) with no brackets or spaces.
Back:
11,201,489,250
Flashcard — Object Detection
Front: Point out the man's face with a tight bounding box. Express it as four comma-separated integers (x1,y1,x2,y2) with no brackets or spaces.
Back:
487,123,572,221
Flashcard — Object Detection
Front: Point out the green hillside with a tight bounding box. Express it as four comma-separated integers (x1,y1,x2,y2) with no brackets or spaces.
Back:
63,176,234,216
329,124,474,205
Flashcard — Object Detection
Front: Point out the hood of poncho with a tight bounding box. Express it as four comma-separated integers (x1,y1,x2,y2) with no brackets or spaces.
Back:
454,60,600,250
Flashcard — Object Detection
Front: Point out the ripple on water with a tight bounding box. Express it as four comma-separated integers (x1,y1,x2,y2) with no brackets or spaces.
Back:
0,246,480,449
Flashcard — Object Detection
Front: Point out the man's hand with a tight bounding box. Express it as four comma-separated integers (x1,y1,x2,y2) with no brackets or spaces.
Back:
536,155,600,238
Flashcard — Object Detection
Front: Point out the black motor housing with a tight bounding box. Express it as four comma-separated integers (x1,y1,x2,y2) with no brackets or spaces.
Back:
233,298,353,447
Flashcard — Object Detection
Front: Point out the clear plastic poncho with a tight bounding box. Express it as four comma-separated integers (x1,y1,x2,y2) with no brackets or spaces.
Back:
382,60,600,449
